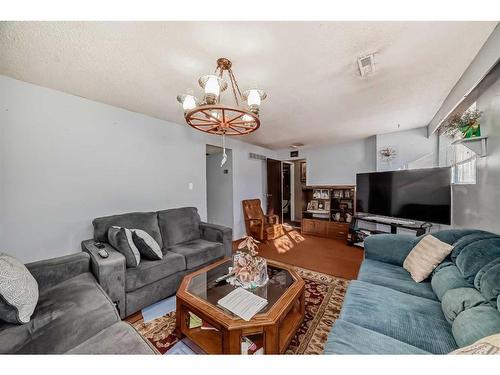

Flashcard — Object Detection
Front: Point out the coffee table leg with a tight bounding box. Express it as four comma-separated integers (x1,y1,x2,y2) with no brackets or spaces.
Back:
175,297,185,339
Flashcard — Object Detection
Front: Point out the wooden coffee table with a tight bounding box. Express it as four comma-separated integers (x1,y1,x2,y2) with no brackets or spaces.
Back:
176,258,305,354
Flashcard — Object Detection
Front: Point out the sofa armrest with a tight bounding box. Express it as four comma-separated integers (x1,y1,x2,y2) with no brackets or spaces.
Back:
364,234,418,266
26,252,91,293
200,222,233,258
81,239,126,318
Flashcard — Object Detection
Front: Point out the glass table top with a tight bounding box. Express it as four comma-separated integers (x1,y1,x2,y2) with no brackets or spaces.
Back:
187,260,295,315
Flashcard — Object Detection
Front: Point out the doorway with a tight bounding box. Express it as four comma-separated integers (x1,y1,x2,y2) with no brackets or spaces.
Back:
284,160,306,228
206,145,233,229
266,158,306,228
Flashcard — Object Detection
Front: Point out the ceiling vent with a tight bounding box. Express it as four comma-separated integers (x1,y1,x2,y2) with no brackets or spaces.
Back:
357,54,376,77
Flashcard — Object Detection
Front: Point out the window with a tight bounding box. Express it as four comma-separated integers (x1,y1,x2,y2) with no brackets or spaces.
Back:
440,102,478,185
452,144,476,184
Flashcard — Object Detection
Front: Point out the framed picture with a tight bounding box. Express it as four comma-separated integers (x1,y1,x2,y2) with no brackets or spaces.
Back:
310,200,318,210
300,161,306,184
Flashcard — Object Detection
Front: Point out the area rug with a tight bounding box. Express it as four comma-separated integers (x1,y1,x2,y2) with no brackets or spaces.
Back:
129,266,349,354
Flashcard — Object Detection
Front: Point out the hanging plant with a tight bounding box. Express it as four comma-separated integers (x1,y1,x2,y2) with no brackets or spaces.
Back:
441,108,483,138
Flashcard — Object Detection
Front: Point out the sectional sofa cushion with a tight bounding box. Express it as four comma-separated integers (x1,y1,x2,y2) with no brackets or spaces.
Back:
325,319,429,354
66,322,156,354
357,259,437,300
158,207,201,249
454,238,500,284
474,258,500,289
0,254,39,324
431,264,472,301
441,287,487,323
339,281,457,353
125,252,186,292
93,211,163,249
452,305,500,347
450,233,500,262
169,239,225,269
475,261,500,305
132,230,162,260
0,272,119,354
403,235,454,282
108,227,141,268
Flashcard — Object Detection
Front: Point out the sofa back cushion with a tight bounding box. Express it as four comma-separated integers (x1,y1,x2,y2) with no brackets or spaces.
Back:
441,287,488,323
455,238,500,284
93,211,163,249
476,261,500,306
452,305,500,347
157,207,201,249
431,264,471,300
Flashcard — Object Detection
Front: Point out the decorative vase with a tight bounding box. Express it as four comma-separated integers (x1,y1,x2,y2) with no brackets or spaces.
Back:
228,252,269,290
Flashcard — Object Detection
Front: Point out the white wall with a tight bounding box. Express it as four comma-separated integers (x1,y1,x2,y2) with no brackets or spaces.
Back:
206,150,233,229
452,77,500,233
0,76,276,262
376,127,438,171
277,137,377,185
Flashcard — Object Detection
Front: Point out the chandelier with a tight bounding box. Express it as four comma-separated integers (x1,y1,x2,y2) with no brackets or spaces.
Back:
177,58,266,138
177,58,266,166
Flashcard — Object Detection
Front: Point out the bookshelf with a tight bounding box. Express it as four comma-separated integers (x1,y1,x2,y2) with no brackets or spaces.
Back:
301,185,355,240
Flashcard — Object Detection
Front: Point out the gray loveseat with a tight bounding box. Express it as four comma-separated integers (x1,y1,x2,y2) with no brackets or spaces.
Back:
82,207,232,318
0,253,155,354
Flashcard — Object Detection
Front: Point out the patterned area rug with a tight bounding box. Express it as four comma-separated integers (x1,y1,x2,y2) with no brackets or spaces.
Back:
130,266,349,354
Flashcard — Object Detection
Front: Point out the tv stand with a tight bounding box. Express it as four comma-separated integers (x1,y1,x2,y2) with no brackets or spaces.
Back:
347,214,429,247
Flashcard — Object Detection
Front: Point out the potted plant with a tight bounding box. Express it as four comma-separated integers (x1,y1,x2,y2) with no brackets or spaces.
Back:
442,108,483,139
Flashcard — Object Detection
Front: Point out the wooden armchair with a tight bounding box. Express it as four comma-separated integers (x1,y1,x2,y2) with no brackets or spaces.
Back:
242,199,284,241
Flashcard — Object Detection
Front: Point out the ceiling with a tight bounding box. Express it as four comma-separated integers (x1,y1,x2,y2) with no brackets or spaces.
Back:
0,21,496,149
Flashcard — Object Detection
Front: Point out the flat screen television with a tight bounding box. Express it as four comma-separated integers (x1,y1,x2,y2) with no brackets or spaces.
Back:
356,167,452,225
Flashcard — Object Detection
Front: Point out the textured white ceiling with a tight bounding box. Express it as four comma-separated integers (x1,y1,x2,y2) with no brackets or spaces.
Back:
0,21,496,149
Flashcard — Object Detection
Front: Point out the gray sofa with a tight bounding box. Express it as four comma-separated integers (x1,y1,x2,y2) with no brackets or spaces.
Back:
82,207,232,318
0,253,155,354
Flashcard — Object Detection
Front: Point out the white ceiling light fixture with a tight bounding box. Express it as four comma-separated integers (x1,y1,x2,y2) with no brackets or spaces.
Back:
357,53,376,77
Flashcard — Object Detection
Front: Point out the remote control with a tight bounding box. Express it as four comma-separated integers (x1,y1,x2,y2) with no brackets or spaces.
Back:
98,249,109,259
94,242,105,249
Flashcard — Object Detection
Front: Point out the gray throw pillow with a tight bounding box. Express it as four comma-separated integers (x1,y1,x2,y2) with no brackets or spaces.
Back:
0,253,39,324
107,226,141,268
132,229,163,260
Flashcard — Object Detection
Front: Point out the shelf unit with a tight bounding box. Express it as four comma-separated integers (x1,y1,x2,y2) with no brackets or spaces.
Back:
301,185,355,239
452,136,488,157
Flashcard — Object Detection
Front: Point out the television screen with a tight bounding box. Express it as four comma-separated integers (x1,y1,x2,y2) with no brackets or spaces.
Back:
356,167,452,225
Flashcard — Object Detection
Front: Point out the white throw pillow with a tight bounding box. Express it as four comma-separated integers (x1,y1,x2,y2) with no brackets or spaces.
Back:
0,253,39,324
403,235,454,282
132,229,163,260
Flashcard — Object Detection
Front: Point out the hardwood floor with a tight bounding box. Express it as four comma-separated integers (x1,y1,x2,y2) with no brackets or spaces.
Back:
235,230,364,280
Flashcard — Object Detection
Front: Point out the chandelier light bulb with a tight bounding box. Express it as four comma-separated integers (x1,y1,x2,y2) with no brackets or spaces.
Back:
182,95,196,111
176,92,198,112
204,75,220,97
246,90,261,107
242,114,254,122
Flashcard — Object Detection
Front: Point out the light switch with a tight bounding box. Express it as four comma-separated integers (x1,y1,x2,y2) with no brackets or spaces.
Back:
188,182,193,190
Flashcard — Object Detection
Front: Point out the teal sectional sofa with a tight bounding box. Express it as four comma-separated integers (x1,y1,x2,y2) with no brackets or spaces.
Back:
325,229,500,354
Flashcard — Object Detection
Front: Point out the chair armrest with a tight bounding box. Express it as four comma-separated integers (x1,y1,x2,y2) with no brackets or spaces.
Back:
26,252,91,293
364,234,418,266
81,239,126,318
200,222,233,258
265,214,279,224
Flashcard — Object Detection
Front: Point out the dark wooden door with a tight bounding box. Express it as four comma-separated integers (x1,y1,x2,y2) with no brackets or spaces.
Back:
266,158,282,222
